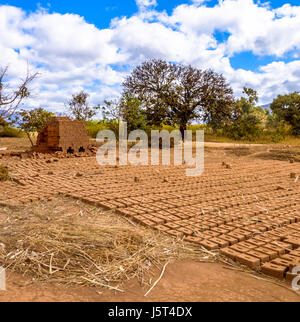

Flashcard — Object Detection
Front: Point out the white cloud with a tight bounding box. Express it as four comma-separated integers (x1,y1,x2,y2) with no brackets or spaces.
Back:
1,1,300,113
168,0,300,57
136,0,157,9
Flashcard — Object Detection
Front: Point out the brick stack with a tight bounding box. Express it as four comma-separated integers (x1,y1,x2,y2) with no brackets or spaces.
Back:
33,117,90,153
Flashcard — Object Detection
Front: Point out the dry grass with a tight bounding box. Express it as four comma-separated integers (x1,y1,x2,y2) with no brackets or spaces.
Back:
0,137,33,151
0,198,213,290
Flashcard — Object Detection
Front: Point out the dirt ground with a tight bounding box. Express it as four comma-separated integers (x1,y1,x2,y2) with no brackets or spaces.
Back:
1,138,300,302
1,261,299,302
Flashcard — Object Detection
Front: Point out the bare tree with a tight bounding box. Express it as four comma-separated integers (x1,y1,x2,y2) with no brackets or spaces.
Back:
67,91,96,121
0,66,38,122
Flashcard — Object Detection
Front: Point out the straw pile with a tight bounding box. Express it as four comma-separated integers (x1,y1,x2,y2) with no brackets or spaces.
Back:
0,198,212,290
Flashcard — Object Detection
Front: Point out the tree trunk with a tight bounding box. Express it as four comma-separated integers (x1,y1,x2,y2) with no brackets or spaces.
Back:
180,124,186,140
26,132,34,147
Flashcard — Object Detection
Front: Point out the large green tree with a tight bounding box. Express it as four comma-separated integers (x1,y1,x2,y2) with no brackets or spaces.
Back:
224,87,267,140
270,92,300,135
122,59,234,136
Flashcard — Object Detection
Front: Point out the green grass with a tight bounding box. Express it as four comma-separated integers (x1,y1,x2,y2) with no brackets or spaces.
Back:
204,133,300,145
0,126,24,138
85,121,300,145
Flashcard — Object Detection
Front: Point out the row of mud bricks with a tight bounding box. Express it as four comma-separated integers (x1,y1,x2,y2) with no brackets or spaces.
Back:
218,223,300,282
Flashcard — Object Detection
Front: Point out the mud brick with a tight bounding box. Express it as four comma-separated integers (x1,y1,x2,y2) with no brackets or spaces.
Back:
233,228,252,239
133,215,146,223
242,226,259,234
141,219,156,227
200,240,219,251
99,201,116,210
220,247,241,260
132,208,146,215
166,215,180,221
227,231,246,242
290,249,300,257
168,230,184,238
218,224,234,231
253,235,273,244
193,231,208,239
230,244,249,253
218,234,239,245
283,238,300,249
247,250,270,263
148,216,165,225
256,224,269,232
288,261,300,273
286,272,299,284
228,222,244,229
110,201,125,208
259,223,274,231
235,253,260,269
117,208,135,217
274,218,289,226
261,262,287,279
212,218,226,226
184,236,203,244
209,237,229,248
263,244,286,256
165,222,180,230
201,230,221,238
285,216,297,224
266,231,284,241
211,227,229,234
271,258,292,269
281,253,300,263
256,247,278,260
247,239,266,247
238,241,256,250
177,227,193,236
175,213,190,219
206,221,218,228
154,224,170,233
270,241,293,252
264,231,280,242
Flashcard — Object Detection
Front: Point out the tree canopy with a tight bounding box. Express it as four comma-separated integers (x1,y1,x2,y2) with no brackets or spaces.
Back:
67,91,97,121
122,59,234,135
270,92,300,135
16,108,54,146
223,87,268,140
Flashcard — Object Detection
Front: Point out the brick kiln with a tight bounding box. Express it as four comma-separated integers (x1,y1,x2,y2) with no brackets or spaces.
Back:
33,117,90,153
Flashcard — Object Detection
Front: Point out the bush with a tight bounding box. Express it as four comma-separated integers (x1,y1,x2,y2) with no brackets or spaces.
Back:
85,121,108,138
0,165,9,181
0,126,23,138
222,119,263,141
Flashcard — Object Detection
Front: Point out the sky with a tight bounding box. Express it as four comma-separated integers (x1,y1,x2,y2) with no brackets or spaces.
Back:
0,0,300,113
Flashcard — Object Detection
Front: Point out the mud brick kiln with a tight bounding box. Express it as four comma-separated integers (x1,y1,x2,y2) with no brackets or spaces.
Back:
33,117,90,153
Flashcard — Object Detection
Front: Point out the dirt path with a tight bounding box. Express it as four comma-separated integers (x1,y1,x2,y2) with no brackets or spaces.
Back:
1,261,299,302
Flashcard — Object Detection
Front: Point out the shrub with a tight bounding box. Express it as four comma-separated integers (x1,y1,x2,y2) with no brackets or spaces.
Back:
0,165,9,181
85,121,108,138
0,126,23,138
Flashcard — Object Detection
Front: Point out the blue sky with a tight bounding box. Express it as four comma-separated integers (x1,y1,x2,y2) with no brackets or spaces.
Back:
0,0,300,111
